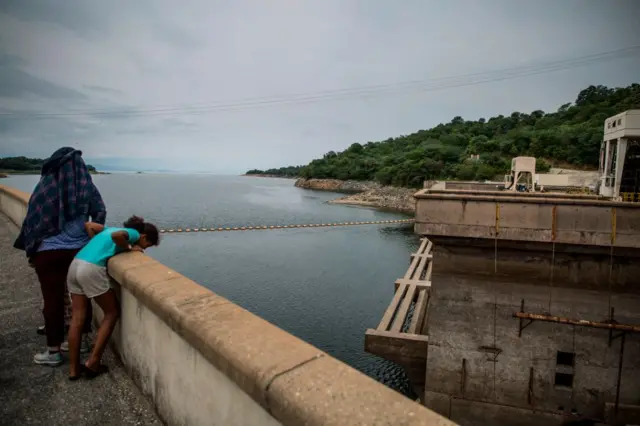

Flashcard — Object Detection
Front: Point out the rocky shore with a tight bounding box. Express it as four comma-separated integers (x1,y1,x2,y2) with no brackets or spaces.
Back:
294,178,417,214
243,174,295,179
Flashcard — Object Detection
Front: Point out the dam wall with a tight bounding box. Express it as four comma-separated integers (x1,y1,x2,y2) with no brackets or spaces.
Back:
413,188,640,425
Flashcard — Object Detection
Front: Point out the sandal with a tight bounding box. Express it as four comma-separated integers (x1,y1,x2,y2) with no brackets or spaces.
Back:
81,363,109,379
69,374,82,381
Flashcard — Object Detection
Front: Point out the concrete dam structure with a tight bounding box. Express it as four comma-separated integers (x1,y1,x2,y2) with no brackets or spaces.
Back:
365,111,640,426
414,189,640,425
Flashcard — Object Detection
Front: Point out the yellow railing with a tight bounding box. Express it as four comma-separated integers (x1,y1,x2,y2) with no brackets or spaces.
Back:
621,192,640,202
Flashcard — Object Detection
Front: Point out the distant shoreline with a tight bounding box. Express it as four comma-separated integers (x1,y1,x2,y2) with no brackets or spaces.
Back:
0,170,110,176
242,174,297,179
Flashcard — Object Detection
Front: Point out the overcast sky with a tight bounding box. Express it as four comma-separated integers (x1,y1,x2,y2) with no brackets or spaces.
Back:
1,1,639,173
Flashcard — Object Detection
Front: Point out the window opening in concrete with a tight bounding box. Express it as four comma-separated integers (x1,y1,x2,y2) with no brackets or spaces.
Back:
554,372,573,388
556,351,575,366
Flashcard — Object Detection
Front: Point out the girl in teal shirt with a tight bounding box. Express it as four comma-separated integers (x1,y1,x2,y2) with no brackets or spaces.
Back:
66,216,160,380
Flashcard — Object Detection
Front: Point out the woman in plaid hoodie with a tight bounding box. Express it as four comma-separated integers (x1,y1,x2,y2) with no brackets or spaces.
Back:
14,147,107,366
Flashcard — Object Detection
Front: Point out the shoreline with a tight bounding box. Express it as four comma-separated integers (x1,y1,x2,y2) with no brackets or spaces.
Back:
242,174,296,179
294,178,417,215
0,170,109,176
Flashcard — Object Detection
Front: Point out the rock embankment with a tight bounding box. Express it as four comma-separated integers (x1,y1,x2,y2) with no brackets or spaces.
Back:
243,174,295,179
294,178,382,193
294,178,417,214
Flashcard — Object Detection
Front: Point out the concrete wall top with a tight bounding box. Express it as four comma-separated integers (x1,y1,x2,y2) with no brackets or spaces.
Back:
0,185,29,211
0,185,30,204
413,188,640,250
414,188,639,205
0,184,30,228
0,184,454,426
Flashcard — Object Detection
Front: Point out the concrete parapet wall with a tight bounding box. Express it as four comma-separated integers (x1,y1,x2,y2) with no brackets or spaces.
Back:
0,185,29,227
0,184,454,426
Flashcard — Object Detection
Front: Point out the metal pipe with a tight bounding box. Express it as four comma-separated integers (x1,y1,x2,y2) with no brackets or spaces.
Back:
615,333,626,417
527,367,534,405
513,312,640,333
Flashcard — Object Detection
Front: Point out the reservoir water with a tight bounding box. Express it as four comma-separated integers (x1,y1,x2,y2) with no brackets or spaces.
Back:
4,173,420,396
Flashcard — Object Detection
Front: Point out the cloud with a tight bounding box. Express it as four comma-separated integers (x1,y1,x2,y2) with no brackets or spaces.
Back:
0,0,112,38
0,65,87,100
0,0,639,173
83,85,124,96
0,53,27,67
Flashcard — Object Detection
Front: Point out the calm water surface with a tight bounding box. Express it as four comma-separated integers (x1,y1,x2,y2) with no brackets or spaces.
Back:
5,174,420,396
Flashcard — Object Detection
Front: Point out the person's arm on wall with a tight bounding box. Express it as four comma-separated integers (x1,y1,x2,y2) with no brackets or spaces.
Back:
85,222,105,239
111,230,134,251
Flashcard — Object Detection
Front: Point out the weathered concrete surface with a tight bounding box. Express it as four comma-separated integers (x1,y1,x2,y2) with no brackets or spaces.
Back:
422,267,640,425
0,213,162,426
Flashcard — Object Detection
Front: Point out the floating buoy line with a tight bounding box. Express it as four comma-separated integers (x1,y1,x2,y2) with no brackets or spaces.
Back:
159,218,414,234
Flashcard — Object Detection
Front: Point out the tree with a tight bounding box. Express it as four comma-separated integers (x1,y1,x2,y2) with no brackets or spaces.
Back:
346,143,364,154
450,116,464,125
245,165,304,177
324,151,337,159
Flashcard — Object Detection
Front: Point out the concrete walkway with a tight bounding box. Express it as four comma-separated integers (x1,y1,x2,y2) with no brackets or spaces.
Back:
0,214,162,426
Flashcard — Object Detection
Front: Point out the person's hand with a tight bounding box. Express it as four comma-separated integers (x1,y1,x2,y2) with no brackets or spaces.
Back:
131,245,145,253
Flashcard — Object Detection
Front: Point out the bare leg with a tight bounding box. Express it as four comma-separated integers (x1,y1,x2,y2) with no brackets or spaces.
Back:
85,289,119,371
68,294,88,378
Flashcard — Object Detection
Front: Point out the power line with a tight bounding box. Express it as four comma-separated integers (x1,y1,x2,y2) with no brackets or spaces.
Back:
2,45,638,120
5,46,637,119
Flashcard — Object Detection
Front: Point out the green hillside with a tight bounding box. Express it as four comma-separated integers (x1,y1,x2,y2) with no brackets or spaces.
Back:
245,165,303,177
246,84,640,187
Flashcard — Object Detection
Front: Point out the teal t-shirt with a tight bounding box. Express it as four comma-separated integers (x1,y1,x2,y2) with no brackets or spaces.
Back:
76,227,141,267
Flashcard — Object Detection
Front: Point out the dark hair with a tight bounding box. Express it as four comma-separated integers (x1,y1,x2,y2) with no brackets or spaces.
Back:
123,215,160,246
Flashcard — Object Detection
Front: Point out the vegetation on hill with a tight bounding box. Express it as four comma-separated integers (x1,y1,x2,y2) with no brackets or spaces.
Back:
0,156,98,173
245,166,303,177
246,84,640,187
